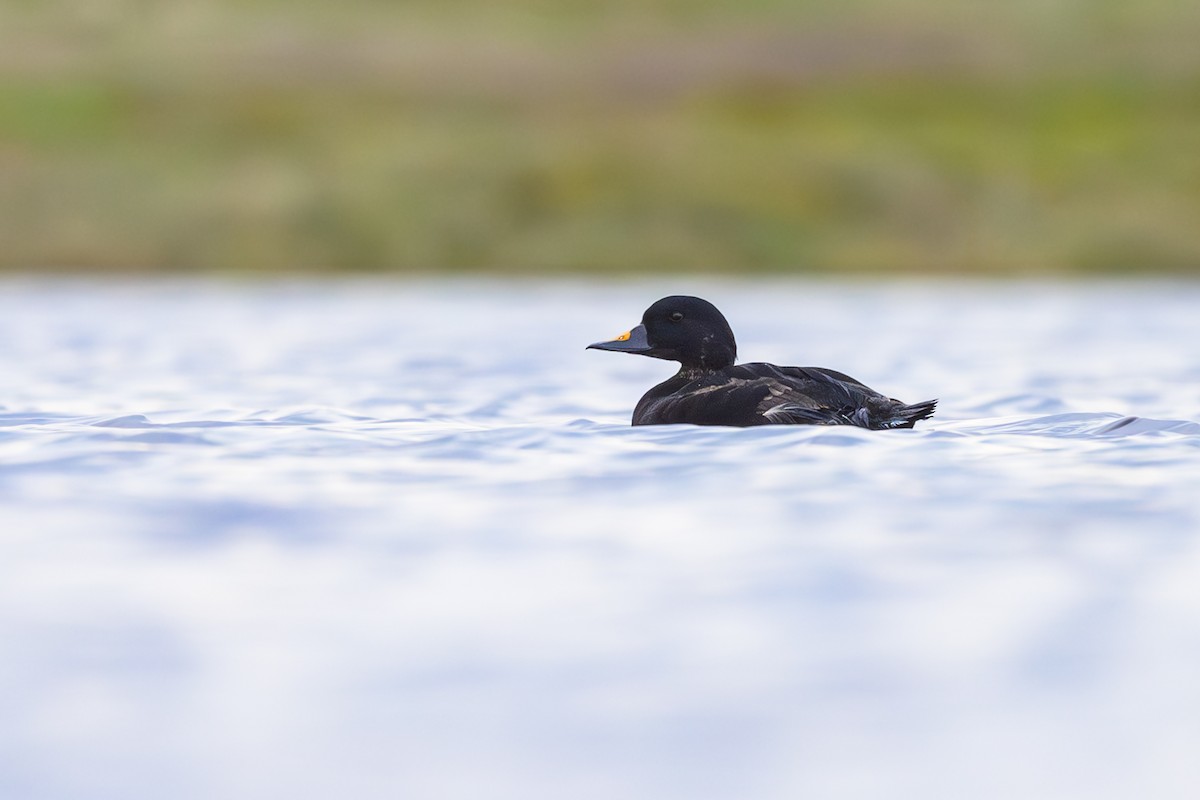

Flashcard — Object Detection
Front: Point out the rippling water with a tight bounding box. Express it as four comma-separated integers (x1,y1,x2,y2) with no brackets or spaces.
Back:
2,278,1199,799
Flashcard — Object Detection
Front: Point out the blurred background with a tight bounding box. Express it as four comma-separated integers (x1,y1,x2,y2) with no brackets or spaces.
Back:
2,0,1198,277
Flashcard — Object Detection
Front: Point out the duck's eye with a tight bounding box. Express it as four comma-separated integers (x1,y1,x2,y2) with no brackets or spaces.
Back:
669,311,684,322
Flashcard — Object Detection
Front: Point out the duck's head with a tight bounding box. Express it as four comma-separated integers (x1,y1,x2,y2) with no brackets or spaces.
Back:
587,295,737,370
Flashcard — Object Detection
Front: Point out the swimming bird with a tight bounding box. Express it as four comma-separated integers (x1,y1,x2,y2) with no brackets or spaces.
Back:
587,295,936,428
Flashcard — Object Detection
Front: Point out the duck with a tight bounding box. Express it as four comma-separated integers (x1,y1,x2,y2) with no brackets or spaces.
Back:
587,295,936,428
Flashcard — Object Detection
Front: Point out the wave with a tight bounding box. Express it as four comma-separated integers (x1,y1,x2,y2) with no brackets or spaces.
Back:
943,412,1200,439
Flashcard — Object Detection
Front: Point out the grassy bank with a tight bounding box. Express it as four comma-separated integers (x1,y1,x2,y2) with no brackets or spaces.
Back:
2,0,1199,275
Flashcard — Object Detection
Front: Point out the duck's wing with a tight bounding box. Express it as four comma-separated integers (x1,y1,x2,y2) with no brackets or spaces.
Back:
634,364,866,427
737,364,935,429
739,365,873,426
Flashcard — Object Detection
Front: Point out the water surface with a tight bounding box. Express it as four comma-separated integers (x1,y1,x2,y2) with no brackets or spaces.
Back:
2,279,1199,799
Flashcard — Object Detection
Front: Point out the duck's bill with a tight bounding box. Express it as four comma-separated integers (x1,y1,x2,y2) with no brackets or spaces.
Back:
586,324,652,354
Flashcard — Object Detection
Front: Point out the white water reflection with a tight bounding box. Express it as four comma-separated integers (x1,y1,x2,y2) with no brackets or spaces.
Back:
1,279,1199,799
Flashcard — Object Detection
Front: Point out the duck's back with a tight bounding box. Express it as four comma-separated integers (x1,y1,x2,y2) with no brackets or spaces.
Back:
633,363,936,429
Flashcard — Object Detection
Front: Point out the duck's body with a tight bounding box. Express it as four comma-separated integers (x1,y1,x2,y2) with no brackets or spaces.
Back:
633,362,936,428
588,296,936,429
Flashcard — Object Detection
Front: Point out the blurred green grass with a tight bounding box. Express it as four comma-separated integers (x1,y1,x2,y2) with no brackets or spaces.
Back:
2,0,1199,274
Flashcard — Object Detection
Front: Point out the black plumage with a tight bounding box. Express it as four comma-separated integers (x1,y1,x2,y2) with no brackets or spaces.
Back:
587,295,937,429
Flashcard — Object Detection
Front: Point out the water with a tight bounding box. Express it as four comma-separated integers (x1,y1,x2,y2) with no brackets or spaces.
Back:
2,278,1199,799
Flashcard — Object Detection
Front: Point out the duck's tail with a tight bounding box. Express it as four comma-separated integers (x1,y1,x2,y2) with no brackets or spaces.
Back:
886,398,938,429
